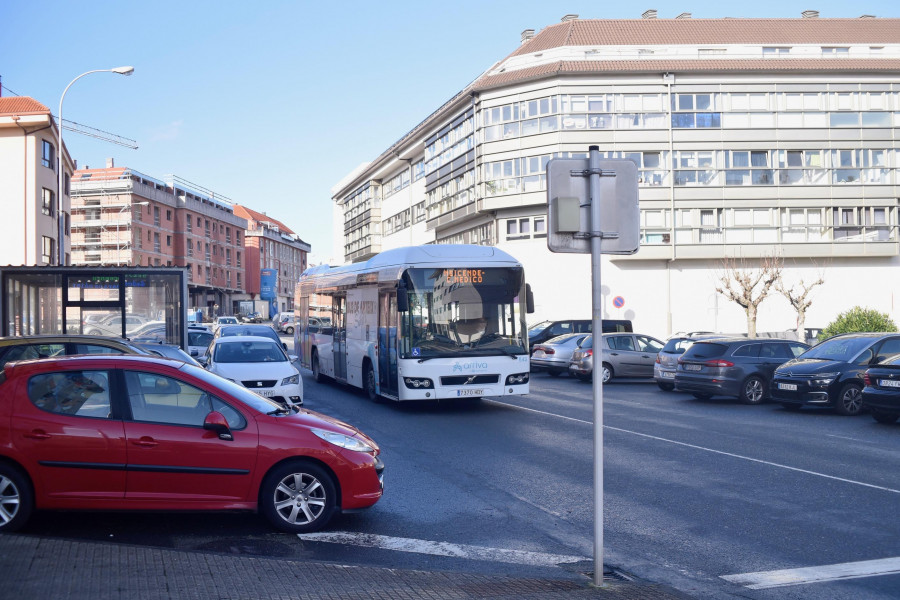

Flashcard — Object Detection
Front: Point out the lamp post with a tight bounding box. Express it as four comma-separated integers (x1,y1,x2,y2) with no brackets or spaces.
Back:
57,66,134,265
117,201,149,265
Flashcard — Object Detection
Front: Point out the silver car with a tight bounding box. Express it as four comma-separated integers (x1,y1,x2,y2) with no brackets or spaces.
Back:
569,333,665,383
530,333,590,376
654,335,726,391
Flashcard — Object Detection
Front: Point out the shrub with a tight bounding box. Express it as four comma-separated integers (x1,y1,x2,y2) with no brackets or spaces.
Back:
820,306,897,340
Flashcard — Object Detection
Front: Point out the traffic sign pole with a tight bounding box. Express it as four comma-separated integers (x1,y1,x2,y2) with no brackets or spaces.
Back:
588,145,605,587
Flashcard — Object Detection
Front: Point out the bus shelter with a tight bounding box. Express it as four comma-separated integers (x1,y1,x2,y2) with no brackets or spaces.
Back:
0,267,188,349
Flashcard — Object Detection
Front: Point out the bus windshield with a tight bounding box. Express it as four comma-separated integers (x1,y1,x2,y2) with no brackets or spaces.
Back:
401,267,528,359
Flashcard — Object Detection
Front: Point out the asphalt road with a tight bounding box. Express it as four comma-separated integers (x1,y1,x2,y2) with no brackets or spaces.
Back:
22,351,900,599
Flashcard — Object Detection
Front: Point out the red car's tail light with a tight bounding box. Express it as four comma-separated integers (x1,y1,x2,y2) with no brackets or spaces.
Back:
863,372,871,386
584,349,593,357
538,346,554,355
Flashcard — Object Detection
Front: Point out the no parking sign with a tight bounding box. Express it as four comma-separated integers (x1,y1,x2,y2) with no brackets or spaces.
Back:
612,296,625,309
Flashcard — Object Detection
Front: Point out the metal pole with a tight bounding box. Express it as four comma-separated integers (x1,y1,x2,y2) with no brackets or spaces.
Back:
589,145,605,587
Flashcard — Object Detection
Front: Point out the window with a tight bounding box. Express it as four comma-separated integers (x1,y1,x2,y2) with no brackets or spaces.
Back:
153,207,160,226
28,371,111,418
166,210,172,221
166,235,172,247
42,188,54,216
822,46,850,56
42,140,55,169
762,47,790,56
41,236,55,264
124,371,245,428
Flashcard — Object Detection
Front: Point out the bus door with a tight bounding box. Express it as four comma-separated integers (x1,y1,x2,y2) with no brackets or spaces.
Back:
378,292,398,397
332,295,347,381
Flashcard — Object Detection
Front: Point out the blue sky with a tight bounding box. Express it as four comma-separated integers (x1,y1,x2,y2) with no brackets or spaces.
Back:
3,0,896,262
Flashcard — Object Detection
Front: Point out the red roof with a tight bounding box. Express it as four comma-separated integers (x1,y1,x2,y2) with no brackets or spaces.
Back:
232,204,295,236
512,18,900,55
0,96,51,116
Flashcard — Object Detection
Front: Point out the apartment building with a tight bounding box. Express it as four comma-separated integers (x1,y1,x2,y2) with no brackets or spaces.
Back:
233,205,311,316
331,12,900,336
0,97,74,265
70,165,248,316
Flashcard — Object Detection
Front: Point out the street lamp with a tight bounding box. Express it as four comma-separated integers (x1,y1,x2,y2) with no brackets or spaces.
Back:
117,201,149,264
57,65,134,265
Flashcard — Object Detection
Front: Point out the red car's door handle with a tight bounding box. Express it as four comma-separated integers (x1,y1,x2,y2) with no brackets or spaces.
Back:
23,430,51,440
131,437,159,448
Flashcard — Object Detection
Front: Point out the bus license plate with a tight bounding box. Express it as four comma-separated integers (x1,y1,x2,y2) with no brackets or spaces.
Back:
457,389,483,397
879,379,900,388
778,383,798,391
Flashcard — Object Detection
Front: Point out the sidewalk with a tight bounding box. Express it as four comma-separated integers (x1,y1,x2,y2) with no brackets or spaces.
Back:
1,534,692,600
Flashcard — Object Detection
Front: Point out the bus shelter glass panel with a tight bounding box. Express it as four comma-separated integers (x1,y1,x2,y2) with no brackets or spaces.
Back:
5,273,63,336
401,267,527,360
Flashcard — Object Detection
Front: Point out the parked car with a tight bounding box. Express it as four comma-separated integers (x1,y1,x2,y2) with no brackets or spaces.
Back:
83,314,148,337
202,335,303,407
188,323,212,334
773,332,900,415
528,319,633,352
136,342,202,367
569,333,664,383
0,334,148,369
654,335,725,391
210,323,290,354
213,316,240,333
530,333,590,376
188,329,215,357
276,313,296,335
862,354,900,424
240,312,264,323
0,354,383,533
674,338,810,404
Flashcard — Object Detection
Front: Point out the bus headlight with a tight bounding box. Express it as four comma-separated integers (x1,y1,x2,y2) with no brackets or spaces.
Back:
506,373,529,385
403,377,434,389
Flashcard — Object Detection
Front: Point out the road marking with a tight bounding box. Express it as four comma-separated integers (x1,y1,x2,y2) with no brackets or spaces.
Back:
722,556,900,589
486,399,900,495
298,532,587,567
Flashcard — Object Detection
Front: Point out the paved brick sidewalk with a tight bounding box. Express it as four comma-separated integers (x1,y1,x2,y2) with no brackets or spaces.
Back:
1,534,692,600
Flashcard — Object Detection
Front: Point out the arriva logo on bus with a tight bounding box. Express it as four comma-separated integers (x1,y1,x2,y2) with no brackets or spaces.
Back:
452,361,489,373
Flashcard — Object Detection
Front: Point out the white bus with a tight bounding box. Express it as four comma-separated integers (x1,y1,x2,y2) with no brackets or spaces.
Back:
294,245,534,402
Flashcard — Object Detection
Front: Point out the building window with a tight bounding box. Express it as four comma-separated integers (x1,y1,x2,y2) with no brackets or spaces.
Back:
822,46,850,56
186,216,192,232
762,46,790,56
166,235,172,247
42,188,54,216
187,239,193,256
42,140,55,170
154,233,160,252
166,209,172,221
154,207,160,226
41,236,55,264
236,251,241,268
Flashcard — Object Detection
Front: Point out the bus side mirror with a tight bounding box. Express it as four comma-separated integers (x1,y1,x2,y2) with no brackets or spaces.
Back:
397,284,409,312
526,284,535,314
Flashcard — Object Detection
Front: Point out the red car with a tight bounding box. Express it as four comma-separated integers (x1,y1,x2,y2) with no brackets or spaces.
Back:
0,355,383,533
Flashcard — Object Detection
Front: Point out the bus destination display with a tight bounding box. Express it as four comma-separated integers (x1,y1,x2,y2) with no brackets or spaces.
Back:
443,269,484,285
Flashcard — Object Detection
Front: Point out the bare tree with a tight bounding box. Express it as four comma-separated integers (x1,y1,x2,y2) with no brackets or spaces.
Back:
715,255,783,337
777,270,825,344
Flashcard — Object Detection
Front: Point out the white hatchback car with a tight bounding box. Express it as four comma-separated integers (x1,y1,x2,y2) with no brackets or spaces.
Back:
203,335,303,407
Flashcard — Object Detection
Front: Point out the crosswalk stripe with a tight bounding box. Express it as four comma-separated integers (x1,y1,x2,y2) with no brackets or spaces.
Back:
298,532,588,568
722,556,900,589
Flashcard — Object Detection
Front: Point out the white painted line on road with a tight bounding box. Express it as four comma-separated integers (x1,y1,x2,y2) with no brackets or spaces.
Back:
722,556,900,589
486,399,900,495
297,532,588,567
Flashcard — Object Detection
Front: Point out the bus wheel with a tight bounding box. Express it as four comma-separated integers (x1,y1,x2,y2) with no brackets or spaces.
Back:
364,362,381,403
311,350,324,383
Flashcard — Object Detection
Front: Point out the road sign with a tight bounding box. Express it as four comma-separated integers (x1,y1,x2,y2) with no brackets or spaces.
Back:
546,158,640,255
613,296,625,308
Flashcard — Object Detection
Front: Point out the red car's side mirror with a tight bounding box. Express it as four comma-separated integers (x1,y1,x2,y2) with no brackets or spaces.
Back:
203,411,233,441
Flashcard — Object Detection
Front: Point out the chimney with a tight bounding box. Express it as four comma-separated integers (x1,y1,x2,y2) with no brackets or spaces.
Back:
642,9,658,19
106,157,115,168
676,12,691,19
801,10,819,18
561,14,578,22
521,28,535,44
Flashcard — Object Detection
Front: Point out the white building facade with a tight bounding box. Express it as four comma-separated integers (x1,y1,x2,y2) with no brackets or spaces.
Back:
332,13,900,338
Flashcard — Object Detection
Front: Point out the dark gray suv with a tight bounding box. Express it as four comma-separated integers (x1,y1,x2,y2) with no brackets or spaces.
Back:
675,338,809,404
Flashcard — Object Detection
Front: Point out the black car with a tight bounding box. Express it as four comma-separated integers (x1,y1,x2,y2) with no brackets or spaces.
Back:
674,338,809,404
862,354,900,424
527,319,632,351
772,332,900,415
